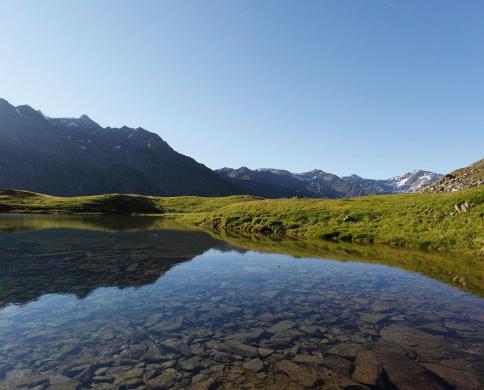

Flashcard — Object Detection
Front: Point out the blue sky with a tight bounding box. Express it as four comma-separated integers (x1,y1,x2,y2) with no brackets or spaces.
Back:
1,0,483,178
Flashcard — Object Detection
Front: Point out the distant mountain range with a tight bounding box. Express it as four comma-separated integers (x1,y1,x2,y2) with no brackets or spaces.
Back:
0,98,447,198
217,167,442,198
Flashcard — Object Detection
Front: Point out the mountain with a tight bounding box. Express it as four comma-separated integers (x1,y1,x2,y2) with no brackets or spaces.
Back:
216,167,337,198
388,170,443,192
0,98,445,199
217,167,442,198
420,159,484,193
0,98,236,196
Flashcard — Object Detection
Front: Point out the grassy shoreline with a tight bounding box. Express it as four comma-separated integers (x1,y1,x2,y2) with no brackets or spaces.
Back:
0,213,481,295
1,187,483,255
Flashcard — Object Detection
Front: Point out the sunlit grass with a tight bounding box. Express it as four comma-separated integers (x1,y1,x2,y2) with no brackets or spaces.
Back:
1,187,483,254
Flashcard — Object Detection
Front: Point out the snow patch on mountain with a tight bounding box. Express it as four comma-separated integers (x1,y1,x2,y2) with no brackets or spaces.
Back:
387,170,443,192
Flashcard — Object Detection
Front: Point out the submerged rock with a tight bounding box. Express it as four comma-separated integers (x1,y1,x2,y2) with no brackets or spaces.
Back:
224,340,259,358
113,367,144,385
146,368,178,389
275,359,319,387
267,320,296,334
243,358,264,372
352,350,383,386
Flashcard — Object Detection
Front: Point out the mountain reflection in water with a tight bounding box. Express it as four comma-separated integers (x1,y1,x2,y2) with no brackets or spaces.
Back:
0,214,483,389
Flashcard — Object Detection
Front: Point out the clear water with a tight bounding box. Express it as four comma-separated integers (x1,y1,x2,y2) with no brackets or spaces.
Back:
0,215,483,389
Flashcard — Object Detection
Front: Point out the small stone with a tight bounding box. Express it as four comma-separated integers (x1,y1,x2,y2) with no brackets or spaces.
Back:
161,339,191,356
258,347,274,357
327,343,363,358
126,263,139,272
143,369,158,382
122,377,142,387
180,357,204,371
260,290,279,299
232,328,265,341
145,313,163,327
299,325,321,335
323,355,352,377
275,360,319,387
360,313,386,324
150,317,183,333
380,325,443,349
5,370,49,389
293,354,324,365
370,300,394,312
114,367,144,385
64,365,90,378
48,375,80,390
224,340,259,357
352,350,382,385
267,320,296,334
94,367,110,376
187,377,218,390
142,341,163,361
243,358,264,372
146,369,178,389
417,322,448,334
92,375,113,383
76,365,98,384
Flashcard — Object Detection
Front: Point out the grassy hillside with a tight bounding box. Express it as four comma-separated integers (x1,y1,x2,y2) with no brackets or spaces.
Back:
1,187,483,254
0,190,257,214
180,187,484,254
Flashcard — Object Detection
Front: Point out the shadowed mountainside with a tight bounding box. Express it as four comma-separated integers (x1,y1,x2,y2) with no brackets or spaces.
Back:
0,98,236,197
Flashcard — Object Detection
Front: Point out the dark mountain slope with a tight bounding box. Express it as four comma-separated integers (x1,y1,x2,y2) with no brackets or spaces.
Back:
0,99,236,196
217,167,338,198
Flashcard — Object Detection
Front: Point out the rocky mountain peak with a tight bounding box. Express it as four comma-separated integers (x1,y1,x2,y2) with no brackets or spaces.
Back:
0,98,12,107
0,98,237,197
218,166,442,198
78,114,99,127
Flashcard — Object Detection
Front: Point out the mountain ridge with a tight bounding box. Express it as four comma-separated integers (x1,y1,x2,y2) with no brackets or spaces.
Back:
0,98,237,196
217,167,442,198
0,97,447,198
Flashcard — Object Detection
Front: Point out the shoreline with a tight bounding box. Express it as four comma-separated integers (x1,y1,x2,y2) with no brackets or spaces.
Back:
1,187,483,255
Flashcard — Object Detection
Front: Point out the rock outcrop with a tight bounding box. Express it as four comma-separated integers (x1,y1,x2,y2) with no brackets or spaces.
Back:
421,159,483,193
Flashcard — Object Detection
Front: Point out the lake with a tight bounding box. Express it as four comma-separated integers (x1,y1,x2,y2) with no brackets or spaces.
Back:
0,215,483,389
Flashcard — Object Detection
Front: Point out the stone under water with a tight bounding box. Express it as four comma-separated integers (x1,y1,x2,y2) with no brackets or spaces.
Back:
0,215,483,389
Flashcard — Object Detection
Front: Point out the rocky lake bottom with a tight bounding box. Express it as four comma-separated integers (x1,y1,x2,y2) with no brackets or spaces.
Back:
0,215,483,389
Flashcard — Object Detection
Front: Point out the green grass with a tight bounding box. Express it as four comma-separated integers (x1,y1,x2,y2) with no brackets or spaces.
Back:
0,190,258,214
1,187,483,254
179,187,484,254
